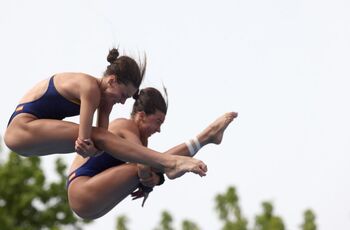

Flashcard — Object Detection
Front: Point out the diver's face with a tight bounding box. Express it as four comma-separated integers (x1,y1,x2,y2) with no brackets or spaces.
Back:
139,110,166,138
105,77,137,105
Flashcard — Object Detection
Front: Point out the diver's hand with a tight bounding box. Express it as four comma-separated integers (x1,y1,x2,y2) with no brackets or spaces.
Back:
75,138,103,158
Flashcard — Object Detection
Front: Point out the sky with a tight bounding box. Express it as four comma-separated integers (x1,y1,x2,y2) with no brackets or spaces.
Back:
1,0,350,229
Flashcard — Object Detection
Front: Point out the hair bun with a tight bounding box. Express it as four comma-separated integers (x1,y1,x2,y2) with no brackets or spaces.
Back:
107,48,120,64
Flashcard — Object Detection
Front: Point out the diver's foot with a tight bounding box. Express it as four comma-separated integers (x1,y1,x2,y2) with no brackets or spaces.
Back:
165,155,207,180
198,112,238,145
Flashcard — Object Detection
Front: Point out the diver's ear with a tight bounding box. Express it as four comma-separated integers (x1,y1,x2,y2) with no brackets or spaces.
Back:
139,111,146,121
135,111,146,124
108,75,117,85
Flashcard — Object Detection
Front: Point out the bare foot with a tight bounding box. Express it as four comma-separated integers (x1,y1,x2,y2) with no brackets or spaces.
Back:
165,155,208,179
198,112,238,145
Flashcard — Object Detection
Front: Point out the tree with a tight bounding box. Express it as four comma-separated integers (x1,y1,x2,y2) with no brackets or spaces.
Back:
0,151,89,230
154,211,175,230
114,185,317,230
300,209,316,230
254,202,284,230
181,219,200,230
215,186,248,230
116,215,129,230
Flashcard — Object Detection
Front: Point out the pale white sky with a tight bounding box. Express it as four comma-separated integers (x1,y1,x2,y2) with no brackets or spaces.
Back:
1,0,350,229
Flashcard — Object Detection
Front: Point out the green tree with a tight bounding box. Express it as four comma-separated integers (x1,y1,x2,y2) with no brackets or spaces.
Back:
215,186,248,230
300,209,317,230
254,202,284,230
116,215,129,230
154,210,175,230
113,186,317,230
181,219,200,230
0,152,88,230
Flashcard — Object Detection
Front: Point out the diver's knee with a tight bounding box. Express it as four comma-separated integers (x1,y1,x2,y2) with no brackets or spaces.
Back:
3,133,28,156
3,131,14,149
72,206,105,220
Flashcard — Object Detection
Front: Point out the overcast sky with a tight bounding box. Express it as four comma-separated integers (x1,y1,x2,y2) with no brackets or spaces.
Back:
1,0,350,229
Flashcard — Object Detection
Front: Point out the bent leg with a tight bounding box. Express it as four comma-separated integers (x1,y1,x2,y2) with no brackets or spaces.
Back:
91,127,208,179
91,112,238,179
68,163,139,219
5,115,171,168
4,115,79,156
5,115,207,179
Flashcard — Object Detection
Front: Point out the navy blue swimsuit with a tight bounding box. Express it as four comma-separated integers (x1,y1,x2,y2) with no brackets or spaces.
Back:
8,76,80,125
67,152,125,187
67,152,163,193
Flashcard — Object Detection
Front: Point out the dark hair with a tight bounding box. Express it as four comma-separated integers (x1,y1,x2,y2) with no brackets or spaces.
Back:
104,48,146,90
131,87,168,116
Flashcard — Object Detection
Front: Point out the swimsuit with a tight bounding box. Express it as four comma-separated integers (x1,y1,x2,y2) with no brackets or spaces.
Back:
66,152,165,192
7,76,80,126
67,152,125,187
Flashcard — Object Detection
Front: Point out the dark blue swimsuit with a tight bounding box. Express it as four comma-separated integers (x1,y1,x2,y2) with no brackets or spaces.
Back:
67,153,163,193
7,76,80,126
67,152,125,187
8,77,164,191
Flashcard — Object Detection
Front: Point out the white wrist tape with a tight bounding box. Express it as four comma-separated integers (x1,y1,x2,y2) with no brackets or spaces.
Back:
193,137,201,151
185,137,202,157
185,140,196,156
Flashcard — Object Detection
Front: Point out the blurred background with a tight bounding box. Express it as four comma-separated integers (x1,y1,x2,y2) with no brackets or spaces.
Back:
1,0,350,229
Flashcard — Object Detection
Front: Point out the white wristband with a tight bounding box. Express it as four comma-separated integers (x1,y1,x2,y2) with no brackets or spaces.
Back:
193,137,201,152
185,140,196,157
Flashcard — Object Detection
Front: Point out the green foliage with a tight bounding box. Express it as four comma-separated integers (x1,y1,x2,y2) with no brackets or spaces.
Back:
215,186,248,230
0,152,88,230
300,209,316,230
181,220,200,230
114,186,318,230
116,215,129,230
254,202,284,230
154,210,175,230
